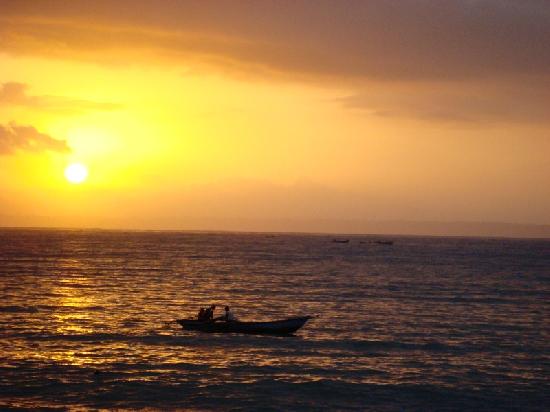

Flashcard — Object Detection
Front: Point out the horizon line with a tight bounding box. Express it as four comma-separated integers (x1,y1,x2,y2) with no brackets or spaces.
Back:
1,223,549,241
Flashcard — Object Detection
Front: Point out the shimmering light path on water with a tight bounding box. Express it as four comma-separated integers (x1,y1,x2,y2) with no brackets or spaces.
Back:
0,229,548,410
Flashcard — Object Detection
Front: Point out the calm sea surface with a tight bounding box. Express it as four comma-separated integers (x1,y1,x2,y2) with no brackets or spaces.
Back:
0,229,548,411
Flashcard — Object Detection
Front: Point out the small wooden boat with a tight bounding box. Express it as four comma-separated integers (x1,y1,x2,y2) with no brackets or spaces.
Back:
332,239,349,243
375,240,394,245
176,316,313,335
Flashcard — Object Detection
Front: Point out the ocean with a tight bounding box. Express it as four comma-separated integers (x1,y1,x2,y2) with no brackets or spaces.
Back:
0,228,548,411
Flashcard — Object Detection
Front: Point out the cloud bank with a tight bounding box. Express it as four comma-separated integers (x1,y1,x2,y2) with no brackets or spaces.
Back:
2,1,549,80
1,1,549,124
0,123,70,155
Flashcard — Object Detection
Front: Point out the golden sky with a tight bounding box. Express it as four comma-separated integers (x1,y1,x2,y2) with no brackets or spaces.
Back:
1,1,549,235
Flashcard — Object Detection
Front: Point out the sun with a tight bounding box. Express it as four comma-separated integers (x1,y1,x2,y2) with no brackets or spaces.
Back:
64,163,88,184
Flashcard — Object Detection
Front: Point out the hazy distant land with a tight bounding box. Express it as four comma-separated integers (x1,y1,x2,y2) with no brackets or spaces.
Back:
1,215,549,239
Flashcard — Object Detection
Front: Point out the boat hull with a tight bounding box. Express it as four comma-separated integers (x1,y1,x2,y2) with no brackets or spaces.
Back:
176,316,312,335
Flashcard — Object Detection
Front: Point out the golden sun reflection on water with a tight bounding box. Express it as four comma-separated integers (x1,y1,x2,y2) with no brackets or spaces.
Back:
41,273,104,365
51,287,96,334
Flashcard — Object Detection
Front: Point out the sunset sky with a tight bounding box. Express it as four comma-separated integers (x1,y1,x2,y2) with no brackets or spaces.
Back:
1,1,549,236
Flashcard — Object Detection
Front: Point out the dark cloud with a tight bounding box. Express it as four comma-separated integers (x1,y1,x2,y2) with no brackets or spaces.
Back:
0,82,121,112
1,1,550,123
1,0,549,81
0,122,70,155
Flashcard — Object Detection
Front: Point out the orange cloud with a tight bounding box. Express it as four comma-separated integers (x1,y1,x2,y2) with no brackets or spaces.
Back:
0,122,70,155
0,82,121,113
339,77,550,125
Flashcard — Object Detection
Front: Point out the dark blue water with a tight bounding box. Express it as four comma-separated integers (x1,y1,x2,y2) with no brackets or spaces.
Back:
0,229,548,410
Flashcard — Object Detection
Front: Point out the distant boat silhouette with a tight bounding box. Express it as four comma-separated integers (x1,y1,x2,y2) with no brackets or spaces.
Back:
332,239,350,243
375,240,394,245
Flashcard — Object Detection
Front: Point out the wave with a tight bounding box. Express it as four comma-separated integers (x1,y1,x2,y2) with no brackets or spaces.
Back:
0,305,39,313
0,372,546,411
4,330,543,357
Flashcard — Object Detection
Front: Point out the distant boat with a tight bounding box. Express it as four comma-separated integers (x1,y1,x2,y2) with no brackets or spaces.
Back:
332,239,350,243
176,316,313,335
375,240,394,245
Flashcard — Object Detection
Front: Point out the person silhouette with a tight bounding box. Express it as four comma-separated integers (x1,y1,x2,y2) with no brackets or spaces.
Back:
224,306,237,322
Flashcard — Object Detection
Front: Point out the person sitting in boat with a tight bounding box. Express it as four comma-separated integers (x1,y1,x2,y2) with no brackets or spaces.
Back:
203,304,216,321
197,307,206,321
224,306,237,322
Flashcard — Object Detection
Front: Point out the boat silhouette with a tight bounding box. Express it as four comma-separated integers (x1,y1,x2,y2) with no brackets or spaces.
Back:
176,316,313,335
375,240,394,245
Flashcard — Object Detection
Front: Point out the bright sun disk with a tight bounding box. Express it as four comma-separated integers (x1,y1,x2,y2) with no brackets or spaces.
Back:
65,163,88,184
